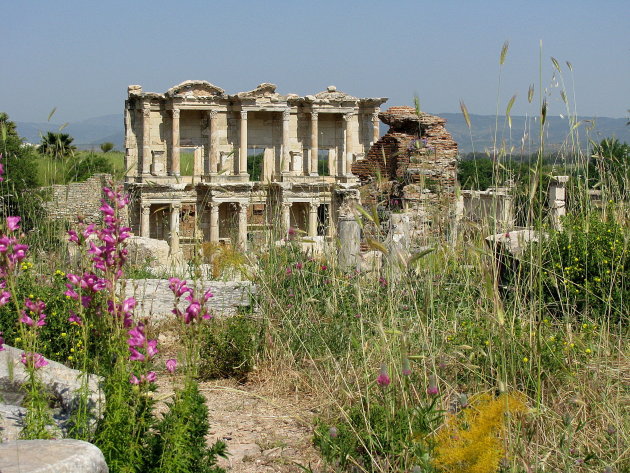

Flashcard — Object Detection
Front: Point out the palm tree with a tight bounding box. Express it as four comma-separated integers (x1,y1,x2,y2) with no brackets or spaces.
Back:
39,132,76,160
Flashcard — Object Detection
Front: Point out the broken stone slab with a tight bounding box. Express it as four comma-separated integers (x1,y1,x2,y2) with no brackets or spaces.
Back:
485,229,546,258
0,439,108,473
126,236,171,268
0,345,104,441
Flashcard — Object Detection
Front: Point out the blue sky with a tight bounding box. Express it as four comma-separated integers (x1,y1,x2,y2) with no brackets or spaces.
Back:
2,0,628,123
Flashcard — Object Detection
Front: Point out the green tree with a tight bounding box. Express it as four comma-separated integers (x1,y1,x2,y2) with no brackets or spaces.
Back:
100,142,115,153
589,137,629,188
0,112,46,234
39,131,76,160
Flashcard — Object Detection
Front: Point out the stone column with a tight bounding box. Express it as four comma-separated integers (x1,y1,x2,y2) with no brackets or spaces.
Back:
169,203,181,254
308,200,319,237
239,111,248,176
549,175,569,230
281,202,292,234
141,203,151,238
372,111,380,145
208,110,218,174
209,202,220,243
237,202,248,250
142,106,151,175
170,108,180,176
338,215,360,270
344,113,354,176
281,109,291,174
310,111,319,176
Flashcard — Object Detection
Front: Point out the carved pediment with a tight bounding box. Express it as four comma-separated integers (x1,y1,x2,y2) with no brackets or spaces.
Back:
313,85,358,102
166,80,225,98
236,83,279,99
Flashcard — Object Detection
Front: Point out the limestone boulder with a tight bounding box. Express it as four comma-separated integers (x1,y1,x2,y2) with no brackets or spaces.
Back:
0,439,108,473
126,236,171,268
0,345,104,441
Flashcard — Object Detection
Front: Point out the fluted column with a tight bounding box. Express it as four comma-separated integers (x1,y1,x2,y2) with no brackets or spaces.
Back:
281,109,290,174
281,202,292,234
208,110,218,174
141,203,151,238
310,111,319,176
237,202,248,250
344,113,354,176
170,109,180,176
372,111,380,145
209,202,220,243
142,106,151,175
169,203,181,253
239,111,248,176
308,200,319,237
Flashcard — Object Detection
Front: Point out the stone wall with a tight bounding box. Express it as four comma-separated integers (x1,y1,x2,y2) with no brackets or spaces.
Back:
43,174,118,225
353,106,459,241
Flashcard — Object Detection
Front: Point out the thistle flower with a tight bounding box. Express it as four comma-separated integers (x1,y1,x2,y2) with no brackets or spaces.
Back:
427,374,439,396
377,364,391,387
402,357,412,376
328,427,338,438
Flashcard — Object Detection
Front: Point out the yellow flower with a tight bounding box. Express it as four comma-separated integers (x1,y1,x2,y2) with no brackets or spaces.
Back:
67,356,73,361
548,336,555,342
15,337,21,342
582,323,588,329
61,332,67,337
28,294,34,299
569,343,575,348
70,348,75,353
585,348,592,354
485,340,490,346
522,357,529,363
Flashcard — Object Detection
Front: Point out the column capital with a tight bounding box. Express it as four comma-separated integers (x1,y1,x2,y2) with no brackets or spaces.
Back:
240,110,248,120
311,111,319,120
372,111,380,122
143,108,151,119
141,203,151,213
238,201,248,212
282,109,291,120
282,201,292,208
343,112,354,122
171,108,180,119
208,109,219,119
171,202,182,210
309,199,320,210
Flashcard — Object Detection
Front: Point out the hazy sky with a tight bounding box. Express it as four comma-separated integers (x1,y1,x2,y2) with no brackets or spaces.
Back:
2,0,628,124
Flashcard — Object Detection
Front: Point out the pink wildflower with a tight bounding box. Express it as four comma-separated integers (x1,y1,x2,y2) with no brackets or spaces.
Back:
376,364,391,387
0,290,11,306
6,217,21,232
68,311,83,325
427,375,439,396
402,357,412,376
166,358,177,373
21,352,48,369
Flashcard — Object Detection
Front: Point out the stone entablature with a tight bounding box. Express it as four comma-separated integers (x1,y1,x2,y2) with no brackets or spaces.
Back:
124,81,387,184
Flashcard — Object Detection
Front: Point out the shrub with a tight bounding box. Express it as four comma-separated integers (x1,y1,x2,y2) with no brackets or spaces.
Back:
149,379,227,473
536,213,628,323
65,152,114,182
198,315,262,381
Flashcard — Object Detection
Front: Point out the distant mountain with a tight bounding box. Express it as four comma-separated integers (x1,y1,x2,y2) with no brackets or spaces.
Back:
437,113,630,154
15,114,124,150
15,112,629,154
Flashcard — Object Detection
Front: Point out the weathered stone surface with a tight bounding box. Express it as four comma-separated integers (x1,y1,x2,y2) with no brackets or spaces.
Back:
0,439,108,473
126,236,171,267
0,404,27,442
0,345,103,441
125,279,255,319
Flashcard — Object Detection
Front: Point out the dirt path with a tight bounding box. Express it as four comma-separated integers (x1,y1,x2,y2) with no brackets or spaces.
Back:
199,379,323,472
155,373,324,472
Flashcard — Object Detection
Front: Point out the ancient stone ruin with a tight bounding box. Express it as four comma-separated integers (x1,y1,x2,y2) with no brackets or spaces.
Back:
353,106,459,244
124,81,387,258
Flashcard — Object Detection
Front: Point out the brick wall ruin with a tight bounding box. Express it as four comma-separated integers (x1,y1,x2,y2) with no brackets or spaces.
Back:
353,106,458,242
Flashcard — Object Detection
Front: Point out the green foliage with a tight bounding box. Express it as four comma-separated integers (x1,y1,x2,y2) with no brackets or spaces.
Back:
100,142,115,153
39,131,76,160
588,138,629,189
198,315,262,381
535,213,628,323
457,157,495,190
314,390,442,471
65,152,114,182
149,379,227,473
